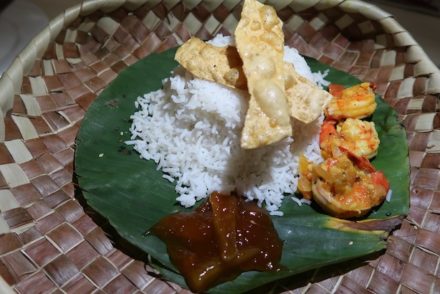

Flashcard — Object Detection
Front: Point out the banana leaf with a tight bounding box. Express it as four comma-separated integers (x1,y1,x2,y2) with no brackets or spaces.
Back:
75,48,409,293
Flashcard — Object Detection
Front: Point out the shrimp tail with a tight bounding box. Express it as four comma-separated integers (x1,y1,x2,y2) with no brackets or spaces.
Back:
338,146,376,173
371,171,390,191
328,84,345,97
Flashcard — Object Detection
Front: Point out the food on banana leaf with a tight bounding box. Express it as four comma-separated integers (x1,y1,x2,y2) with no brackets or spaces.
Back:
75,32,408,294
124,0,397,291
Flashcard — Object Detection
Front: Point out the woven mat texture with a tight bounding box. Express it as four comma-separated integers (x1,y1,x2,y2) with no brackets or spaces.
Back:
0,0,440,293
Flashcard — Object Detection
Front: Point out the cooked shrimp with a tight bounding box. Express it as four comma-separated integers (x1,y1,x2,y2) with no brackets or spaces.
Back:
325,83,376,120
320,118,379,159
310,150,389,219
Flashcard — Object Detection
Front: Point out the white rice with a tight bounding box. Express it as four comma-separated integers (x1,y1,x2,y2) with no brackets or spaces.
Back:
127,35,325,215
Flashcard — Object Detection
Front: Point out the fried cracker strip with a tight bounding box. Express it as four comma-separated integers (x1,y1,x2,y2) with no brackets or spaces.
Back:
284,63,332,123
176,38,330,124
235,0,291,149
175,37,247,90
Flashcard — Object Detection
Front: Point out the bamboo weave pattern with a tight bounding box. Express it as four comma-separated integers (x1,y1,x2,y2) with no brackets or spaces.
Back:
0,0,439,293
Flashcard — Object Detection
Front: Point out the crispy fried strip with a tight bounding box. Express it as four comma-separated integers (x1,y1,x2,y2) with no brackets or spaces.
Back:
175,0,332,148
176,40,331,124
284,63,332,123
235,0,291,149
175,37,247,90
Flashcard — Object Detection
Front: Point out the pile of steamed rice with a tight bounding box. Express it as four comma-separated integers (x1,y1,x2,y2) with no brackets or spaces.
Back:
127,35,329,216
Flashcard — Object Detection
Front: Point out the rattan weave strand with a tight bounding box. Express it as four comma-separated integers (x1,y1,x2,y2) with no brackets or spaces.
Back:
0,0,439,293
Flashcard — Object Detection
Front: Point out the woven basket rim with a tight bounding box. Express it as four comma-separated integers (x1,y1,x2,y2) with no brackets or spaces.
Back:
0,0,439,126
0,0,439,293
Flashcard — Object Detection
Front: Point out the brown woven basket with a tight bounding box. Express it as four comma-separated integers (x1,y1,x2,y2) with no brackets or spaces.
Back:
1,0,439,293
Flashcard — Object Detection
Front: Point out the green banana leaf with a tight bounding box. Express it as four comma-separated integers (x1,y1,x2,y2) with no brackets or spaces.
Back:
75,48,409,293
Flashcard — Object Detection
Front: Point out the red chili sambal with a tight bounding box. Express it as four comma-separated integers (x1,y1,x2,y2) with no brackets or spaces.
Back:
151,192,283,292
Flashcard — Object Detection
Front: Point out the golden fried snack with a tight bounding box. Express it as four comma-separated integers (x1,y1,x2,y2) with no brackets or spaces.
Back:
176,39,330,124
235,0,291,149
175,37,247,90
175,37,332,123
284,63,332,123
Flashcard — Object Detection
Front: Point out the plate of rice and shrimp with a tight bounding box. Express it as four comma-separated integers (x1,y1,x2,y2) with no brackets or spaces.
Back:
75,0,410,292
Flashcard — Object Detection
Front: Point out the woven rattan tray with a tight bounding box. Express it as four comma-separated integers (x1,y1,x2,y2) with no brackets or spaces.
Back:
1,0,439,293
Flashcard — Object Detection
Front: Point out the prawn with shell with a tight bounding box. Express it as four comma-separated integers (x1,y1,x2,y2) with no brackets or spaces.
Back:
298,82,390,219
